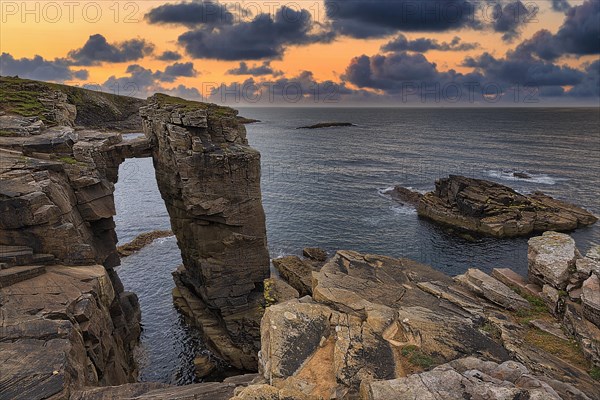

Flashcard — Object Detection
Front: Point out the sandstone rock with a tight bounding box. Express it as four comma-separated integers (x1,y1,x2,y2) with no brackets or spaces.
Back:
264,277,299,306
455,268,531,311
528,231,578,290
529,319,568,341
412,175,596,238
562,301,600,367
272,256,316,297
581,274,600,329
302,247,328,262
541,284,563,315
0,265,139,400
492,267,542,298
141,95,269,369
360,358,564,400
390,186,422,206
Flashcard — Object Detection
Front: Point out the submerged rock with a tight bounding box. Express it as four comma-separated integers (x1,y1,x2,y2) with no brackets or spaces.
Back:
296,122,354,129
395,175,597,238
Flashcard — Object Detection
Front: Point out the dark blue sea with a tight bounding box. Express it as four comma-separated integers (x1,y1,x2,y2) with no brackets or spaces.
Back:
113,107,600,384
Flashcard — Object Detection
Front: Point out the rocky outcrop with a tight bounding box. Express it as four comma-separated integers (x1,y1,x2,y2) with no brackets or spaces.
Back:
140,94,270,370
253,241,600,399
361,357,568,400
395,175,597,237
0,265,140,400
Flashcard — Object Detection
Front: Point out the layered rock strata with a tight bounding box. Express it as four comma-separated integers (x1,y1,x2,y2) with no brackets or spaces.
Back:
394,175,597,237
247,239,600,399
140,94,270,370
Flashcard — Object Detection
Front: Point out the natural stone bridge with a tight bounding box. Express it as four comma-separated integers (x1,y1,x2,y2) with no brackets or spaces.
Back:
0,78,269,398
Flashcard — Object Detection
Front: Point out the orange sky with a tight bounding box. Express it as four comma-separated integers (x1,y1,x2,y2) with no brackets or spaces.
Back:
0,1,594,96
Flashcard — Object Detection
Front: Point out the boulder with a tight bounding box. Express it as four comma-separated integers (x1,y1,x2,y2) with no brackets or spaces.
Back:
302,247,328,262
272,256,316,297
264,277,299,306
528,231,578,290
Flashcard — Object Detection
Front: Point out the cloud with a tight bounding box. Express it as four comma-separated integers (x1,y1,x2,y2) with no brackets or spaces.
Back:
567,60,600,97
551,0,571,12
507,0,599,62
155,62,198,82
324,0,477,38
208,70,360,104
145,0,234,27
463,51,584,86
226,61,282,76
382,34,479,52
177,6,333,60
554,0,600,56
68,34,154,66
0,53,88,82
101,64,201,99
491,1,532,42
157,51,182,61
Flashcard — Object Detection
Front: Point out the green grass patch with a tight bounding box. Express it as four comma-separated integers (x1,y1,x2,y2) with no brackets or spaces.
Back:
590,366,600,381
58,156,78,165
401,345,435,370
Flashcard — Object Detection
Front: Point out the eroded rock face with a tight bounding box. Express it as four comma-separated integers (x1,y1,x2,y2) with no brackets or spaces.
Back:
0,265,140,400
399,175,597,237
140,95,270,369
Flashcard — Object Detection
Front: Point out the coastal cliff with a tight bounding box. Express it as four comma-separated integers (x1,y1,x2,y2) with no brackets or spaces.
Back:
2,77,598,400
0,77,148,398
140,94,270,370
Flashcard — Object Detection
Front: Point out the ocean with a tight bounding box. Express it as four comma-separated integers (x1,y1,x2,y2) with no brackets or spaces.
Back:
113,107,600,384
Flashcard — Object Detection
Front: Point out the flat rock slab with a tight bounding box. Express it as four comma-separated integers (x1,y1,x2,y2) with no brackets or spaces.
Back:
456,268,530,311
0,265,46,288
529,319,568,341
492,268,541,298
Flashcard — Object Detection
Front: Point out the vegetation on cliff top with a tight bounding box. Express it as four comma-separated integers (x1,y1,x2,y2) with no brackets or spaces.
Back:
151,93,238,118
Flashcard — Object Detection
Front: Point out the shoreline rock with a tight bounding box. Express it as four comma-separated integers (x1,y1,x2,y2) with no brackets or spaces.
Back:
117,230,173,257
393,175,597,238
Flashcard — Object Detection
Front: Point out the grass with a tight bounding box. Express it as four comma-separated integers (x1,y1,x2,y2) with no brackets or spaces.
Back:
524,328,588,370
58,156,78,165
400,345,436,370
513,289,550,324
590,366,600,381
263,278,276,308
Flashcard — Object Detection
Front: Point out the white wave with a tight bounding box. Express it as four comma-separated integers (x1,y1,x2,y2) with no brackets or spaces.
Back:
485,169,563,185
377,186,395,199
390,205,417,216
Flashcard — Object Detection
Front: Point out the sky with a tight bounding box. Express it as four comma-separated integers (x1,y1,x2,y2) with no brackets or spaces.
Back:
1,0,599,106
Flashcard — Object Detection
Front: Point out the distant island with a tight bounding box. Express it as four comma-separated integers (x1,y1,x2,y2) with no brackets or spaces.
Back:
296,122,355,129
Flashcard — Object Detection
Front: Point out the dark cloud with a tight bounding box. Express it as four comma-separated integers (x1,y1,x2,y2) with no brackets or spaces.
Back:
382,34,479,52
508,0,599,62
325,0,477,38
155,62,198,82
552,0,571,12
145,1,234,27
567,60,600,97
178,6,333,60
0,53,88,82
226,61,282,76
343,52,440,90
513,30,562,61
491,1,532,42
68,34,154,66
554,0,600,56
209,71,359,104
101,64,201,99
157,51,183,61
463,51,584,86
